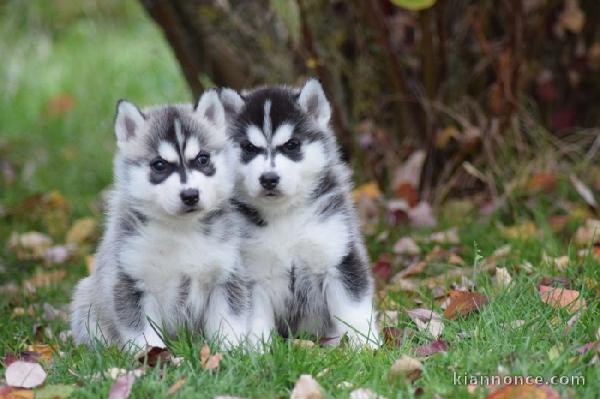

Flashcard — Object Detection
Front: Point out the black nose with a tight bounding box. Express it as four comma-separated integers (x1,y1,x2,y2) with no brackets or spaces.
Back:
180,188,199,206
259,172,280,190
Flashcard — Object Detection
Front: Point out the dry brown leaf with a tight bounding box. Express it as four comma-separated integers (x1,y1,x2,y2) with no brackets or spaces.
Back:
539,285,586,313
494,267,512,289
66,217,97,245
393,237,420,256
0,387,35,399
5,361,47,389
412,339,449,357
23,270,66,292
500,222,537,240
8,232,53,260
292,339,315,348
527,172,557,193
25,344,55,363
406,308,444,339
382,327,404,347
571,175,597,208
485,384,559,399
108,373,136,399
200,344,222,370
574,219,600,246
388,355,423,382
426,227,459,245
166,378,186,396
443,291,489,319
408,202,437,227
290,375,323,399
392,150,426,189
352,182,381,202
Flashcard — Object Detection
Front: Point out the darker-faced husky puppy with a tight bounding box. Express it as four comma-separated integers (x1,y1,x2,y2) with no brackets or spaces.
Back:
220,80,380,348
70,91,248,349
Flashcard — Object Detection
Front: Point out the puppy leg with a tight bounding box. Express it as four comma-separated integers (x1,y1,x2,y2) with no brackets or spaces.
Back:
113,273,165,349
204,278,248,350
325,278,380,349
247,285,276,349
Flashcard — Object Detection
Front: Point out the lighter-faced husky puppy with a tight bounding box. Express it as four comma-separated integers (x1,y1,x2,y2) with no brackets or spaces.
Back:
220,80,380,348
70,91,248,349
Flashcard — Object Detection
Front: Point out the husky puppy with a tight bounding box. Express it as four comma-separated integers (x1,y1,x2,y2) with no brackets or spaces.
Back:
220,80,380,348
70,91,248,349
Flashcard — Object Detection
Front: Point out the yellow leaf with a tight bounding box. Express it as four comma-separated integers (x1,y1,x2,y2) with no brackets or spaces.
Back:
66,217,97,245
390,0,436,11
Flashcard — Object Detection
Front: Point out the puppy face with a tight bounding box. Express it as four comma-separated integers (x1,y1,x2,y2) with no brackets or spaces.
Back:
114,91,234,217
224,80,333,207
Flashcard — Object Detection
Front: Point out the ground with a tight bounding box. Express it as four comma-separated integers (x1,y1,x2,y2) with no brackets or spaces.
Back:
0,2,598,398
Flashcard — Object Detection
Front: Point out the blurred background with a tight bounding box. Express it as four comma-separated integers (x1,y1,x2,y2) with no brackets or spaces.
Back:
1,4,599,394
1,0,599,230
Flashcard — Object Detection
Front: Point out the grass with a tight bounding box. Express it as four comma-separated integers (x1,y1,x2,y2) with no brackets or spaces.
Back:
1,1,599,398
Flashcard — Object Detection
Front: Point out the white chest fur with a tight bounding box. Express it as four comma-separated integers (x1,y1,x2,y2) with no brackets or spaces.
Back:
244,206,350,289
119,222,238,315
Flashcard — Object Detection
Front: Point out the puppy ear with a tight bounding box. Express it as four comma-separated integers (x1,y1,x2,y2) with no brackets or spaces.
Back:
298,79,331,128
195,90,225,128
114,100,146,147
219,88,245,118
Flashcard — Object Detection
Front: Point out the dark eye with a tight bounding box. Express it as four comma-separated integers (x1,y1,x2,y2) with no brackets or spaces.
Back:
196,153,210,166
283,138,300,152
241,140,258,153
150,158,169,173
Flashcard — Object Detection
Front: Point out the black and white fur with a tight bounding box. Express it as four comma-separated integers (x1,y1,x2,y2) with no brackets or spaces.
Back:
221,80,380,348
70,91,248,349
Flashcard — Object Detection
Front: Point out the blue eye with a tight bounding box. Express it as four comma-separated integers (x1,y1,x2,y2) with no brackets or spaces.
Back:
196,153,210,166
241,140,258,153
283,138,300,152
151,158,168,172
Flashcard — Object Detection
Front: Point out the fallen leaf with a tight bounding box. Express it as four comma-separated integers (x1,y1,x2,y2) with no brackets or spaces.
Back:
527,172,557,193
108,373,135,399
352,182,381,202
0,387,35,399
5,361,47,389
372,257,393,282
34,384,74,399
574,219,600,246
558,0,585,35
485,384,559,399
292,339,315,348
412,339,449,357
494,267,512,289
137,346,170,368
574,342,597,354
199,345,222,370
65,217,97,245
393,237,420,256
394,183,419,207
382,327,404,347
25,344,55,363
23,270,66,292
395,260,426,279
501,222,537,240
406,308,444,339
542,253,570,272
8,232,53,260
570,175,597,208
443,291,489,319
166,378,186,396
348,388,387,399
539,285,586,313
426,227,459,245
408,202,437,227
290,375,323,399
392,150,426,189
388,355,423,382
539,276,571,289
43,245,73,265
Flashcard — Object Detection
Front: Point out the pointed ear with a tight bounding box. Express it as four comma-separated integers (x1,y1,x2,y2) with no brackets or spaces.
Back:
298,79,331,128
114,100,146,147
219,88,245,118
194,90,225,128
